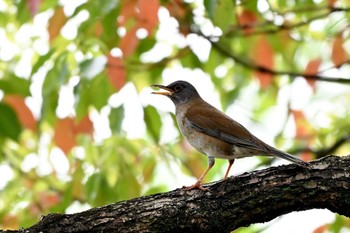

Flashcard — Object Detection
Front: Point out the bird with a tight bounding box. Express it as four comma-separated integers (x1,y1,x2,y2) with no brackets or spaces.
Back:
151,80,310,190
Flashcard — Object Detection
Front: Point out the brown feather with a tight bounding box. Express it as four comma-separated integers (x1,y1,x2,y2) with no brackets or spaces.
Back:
185,98,271,154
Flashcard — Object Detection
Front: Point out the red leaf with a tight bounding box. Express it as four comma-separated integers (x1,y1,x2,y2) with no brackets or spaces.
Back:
106,53,126,90
252,36,274,88
304,58,322,89
54,118,76,154
48,7,67,41
4,95,36,131
2,214,19,230
300,151,313,162
237,9,258,34
291,110,314,139
74,115,93,135
312,224,328,233
28,0,43,16
118,0,138,27
166,0,188,34
327,0,336,7
94,20,103,37
53,115,94,154
332,35,347,67
38,192,61,210
119,26,139,57
137,0,160,34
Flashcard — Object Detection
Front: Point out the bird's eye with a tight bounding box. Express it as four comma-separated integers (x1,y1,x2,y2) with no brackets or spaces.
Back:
174,85,182,92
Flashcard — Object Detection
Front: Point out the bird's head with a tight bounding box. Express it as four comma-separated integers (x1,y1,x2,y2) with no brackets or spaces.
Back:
151,80,200,105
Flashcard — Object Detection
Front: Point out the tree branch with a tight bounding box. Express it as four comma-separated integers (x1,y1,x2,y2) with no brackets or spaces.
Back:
209,39,350,83
226,7,350,37
4,155,350,233
290,133,350,158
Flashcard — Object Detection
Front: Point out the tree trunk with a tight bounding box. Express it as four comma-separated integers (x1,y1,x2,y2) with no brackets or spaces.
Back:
3,155,350,233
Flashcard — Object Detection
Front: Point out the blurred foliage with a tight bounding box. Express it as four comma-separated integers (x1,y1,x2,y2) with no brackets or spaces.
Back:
0,0,350,231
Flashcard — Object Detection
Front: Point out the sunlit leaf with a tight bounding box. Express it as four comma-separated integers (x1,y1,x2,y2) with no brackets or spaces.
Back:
328,215,350,233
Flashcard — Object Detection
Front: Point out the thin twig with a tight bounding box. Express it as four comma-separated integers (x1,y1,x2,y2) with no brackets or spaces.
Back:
208,38,350,83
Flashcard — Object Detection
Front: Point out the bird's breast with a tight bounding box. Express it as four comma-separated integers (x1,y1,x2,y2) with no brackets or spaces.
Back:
176,113,233,157
176,110,261,159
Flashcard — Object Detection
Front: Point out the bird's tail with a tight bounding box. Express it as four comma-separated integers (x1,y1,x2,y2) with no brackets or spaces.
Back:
269,147,310,168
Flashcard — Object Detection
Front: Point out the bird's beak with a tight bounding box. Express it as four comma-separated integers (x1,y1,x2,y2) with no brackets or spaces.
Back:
151,84,173,96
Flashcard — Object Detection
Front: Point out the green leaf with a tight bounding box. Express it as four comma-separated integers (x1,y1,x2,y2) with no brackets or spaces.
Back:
42,53,69,96
31,49,56,75
85,172,120,206
75,80,90,121
90,73,114,111
0,103,22,140
17,0,31,24
79,56,107,80
0,12,8,27
115,172,140,201
180,51,201,68
85,173,103,204
41,90,59,125
204,0,216,19
212,0,235,33
0,75,31,96
143,105,161,142
204,48,224,78
109,105,124,134
136,37,157,54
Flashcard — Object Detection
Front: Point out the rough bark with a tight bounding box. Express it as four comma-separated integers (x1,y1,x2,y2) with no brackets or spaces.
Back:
3,155,350,233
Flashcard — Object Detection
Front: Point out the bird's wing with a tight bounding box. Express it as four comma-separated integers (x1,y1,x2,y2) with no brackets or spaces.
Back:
185,101,270,153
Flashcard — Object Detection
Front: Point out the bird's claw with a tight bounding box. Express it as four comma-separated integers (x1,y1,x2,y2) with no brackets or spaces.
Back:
183,181,208,191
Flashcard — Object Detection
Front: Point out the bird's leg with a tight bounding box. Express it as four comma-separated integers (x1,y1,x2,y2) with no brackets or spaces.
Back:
184,156,215,191
224,159,235,179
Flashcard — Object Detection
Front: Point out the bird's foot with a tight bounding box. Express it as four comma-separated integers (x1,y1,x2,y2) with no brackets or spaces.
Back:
183,181,208,191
